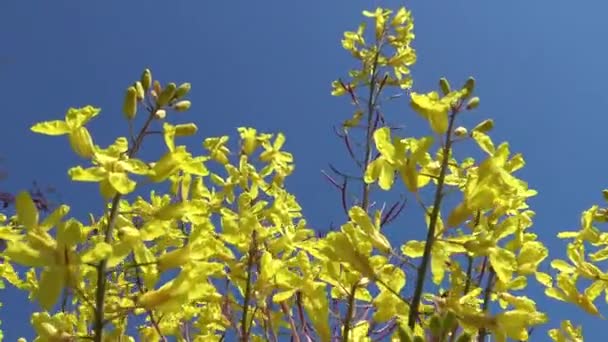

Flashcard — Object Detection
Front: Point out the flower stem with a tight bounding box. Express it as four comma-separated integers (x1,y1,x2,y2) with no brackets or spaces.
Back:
93,110,157,342
408,109,458,329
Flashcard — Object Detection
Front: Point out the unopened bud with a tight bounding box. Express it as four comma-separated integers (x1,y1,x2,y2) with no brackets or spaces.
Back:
134,81,145,101
439,77,451,95
466,97,480,110
154,109,167,120
174,82,191,99
173,100,191,112
123,86,138,120
153,80,161,99
472,119,493,133
174,123,198,136
454,126,468,137
462,77,475,98
157,82,177,107
141,69,152,90
603,189,608,201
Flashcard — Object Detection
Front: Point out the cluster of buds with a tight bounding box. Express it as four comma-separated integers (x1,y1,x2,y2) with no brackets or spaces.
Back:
123,69,192,121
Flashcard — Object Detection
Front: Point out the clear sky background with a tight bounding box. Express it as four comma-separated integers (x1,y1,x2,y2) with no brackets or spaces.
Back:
1,0,608,340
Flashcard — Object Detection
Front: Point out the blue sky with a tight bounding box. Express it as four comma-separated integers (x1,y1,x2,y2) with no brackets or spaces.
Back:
2,0,608,340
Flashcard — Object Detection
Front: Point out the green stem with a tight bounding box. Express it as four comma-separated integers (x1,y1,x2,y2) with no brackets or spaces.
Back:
93,110,157,342
407,109,458,329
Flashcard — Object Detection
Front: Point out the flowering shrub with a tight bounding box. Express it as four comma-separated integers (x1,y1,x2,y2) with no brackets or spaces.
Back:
0,6,600,342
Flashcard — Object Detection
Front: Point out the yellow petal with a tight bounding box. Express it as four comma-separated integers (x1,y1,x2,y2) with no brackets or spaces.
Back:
16,191,39,230
30,120,70,136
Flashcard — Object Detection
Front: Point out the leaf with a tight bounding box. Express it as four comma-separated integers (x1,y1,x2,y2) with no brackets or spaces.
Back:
30,120,70,136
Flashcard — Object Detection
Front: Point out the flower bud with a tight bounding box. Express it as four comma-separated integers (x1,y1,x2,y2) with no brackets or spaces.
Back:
123,86,138,120
141,69,152,90
439,77,451,95
603,189,608,201
134,81,145,101
153,80,161,100
174,123,198,136
174,82,191,99
466,97,480,110
173,100,191,112
157,82,177,107
454,126,468,137
154,109,167,120
462,77,475,98
472,119,494,133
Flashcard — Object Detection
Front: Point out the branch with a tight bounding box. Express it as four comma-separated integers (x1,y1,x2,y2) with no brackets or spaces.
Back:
93,106,158,342
408,107,459,328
